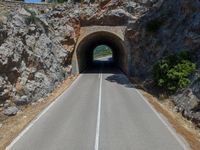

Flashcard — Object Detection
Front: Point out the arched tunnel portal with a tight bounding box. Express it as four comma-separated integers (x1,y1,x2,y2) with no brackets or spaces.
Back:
72,26,129,74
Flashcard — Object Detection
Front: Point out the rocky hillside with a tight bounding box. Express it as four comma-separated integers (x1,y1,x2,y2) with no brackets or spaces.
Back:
0,4,78,115
0,0,200,127
126,0,200,77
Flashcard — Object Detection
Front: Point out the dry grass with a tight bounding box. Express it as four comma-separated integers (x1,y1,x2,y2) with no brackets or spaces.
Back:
15,79,23,95
0,75,77,150
140,90,200,150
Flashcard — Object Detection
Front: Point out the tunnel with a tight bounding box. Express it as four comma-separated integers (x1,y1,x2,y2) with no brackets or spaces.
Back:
74,31,128,74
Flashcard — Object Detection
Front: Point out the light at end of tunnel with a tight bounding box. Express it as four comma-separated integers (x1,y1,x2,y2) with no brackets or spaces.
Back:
93,45,113,62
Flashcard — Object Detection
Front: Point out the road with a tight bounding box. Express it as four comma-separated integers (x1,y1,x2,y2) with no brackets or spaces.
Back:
7,57,189,150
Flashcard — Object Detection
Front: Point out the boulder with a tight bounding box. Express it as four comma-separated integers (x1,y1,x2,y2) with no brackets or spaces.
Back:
15,95,31,106
173,78,200,127
3,106,19,116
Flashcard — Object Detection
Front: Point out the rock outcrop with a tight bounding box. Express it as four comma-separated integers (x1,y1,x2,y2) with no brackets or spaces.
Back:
0,7,76,111
126,0,200,78
173,74,200,127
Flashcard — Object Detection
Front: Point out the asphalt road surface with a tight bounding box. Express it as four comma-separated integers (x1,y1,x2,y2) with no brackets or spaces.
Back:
7,57,190,150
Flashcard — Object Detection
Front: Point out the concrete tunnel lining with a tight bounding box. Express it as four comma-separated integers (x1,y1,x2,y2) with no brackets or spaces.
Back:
74,31,128,73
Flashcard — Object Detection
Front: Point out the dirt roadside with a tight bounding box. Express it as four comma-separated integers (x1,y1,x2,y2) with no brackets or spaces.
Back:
140,90,200,150
0,75,77,150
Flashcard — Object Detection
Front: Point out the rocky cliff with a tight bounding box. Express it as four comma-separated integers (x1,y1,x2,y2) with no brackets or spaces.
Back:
126,0,200,77
0,4,79,115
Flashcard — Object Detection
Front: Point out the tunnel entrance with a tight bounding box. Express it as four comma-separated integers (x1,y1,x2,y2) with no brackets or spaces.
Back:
72,26,128,74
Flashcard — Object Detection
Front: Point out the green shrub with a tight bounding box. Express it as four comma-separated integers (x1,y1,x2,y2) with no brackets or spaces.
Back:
24,8,49,34
153,51,196,92
49,0,69,3
25,9,37,25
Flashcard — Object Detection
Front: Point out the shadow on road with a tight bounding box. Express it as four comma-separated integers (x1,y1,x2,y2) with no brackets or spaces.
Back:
82,60,117,74
81,59,134,88
105,74,134,88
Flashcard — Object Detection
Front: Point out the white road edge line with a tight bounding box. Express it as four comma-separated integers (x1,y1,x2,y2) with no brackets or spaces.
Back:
6,74,82,150
95,72,102,150
135,89,189,150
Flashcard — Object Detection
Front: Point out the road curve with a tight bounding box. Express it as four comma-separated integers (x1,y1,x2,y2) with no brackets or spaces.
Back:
7,60,190,150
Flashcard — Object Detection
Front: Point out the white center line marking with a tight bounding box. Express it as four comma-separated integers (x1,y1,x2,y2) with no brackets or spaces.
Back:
95,72,102,150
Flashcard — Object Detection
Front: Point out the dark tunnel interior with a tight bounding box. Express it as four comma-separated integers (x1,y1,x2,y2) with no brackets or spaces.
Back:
76,31,128,73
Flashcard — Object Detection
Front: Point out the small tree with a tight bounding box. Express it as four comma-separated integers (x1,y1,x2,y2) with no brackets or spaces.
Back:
153,51,196,92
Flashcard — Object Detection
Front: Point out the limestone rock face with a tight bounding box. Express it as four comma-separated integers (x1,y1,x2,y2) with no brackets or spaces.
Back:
126,0,200,78
0,7,75,111
0,76,13,102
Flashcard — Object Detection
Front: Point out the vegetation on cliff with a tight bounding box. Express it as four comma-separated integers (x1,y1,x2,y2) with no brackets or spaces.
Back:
153,51,196,92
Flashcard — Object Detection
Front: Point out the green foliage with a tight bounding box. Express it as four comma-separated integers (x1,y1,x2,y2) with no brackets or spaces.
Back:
25,9,37,25
153,51,196,92
93,45,112,59
49,0,72,3
146,18,163,33
24,8,49,35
